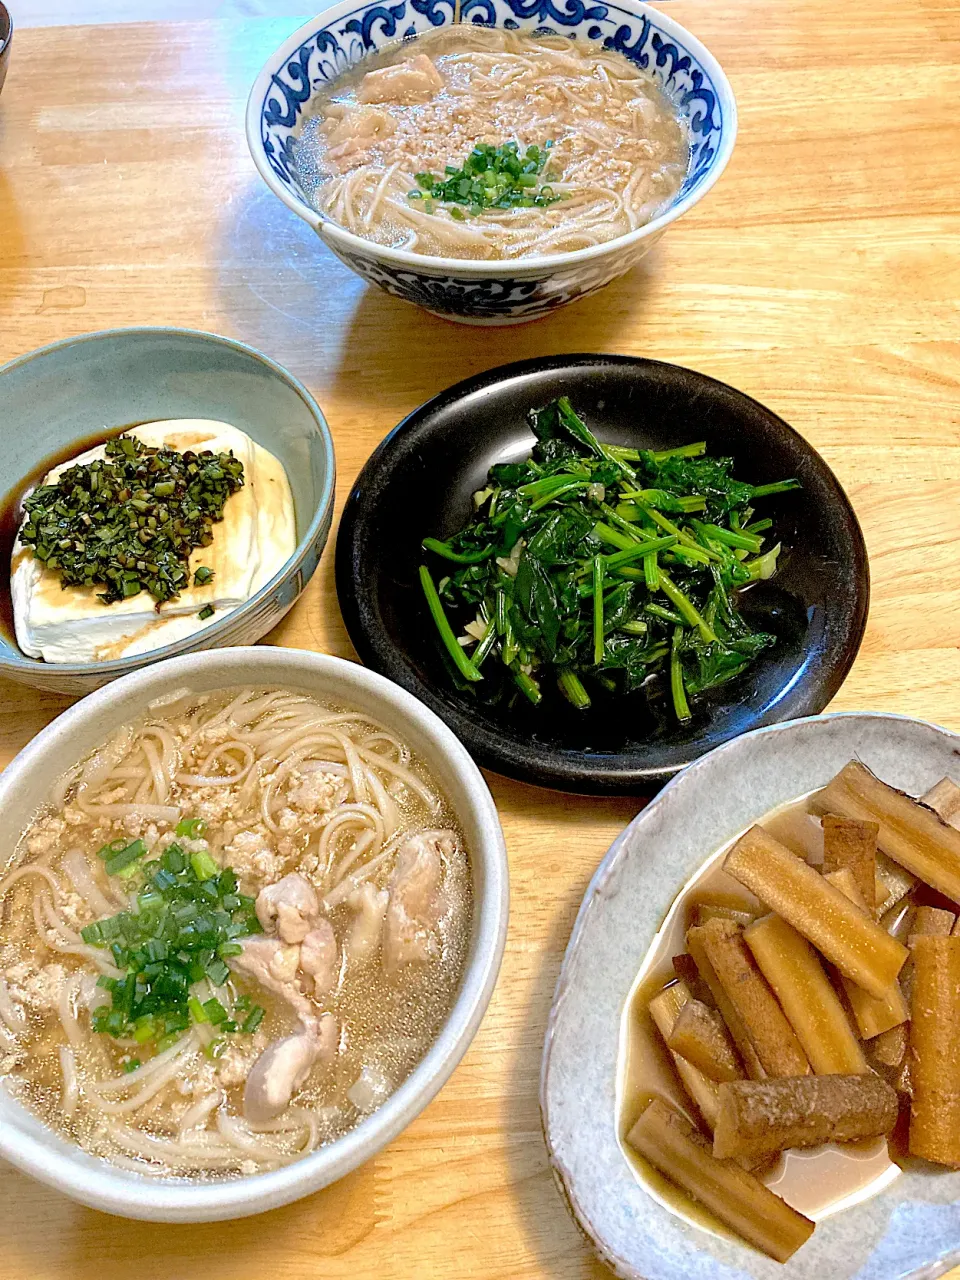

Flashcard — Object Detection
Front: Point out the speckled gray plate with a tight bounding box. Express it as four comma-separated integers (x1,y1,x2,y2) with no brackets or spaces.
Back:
540,712,960,1280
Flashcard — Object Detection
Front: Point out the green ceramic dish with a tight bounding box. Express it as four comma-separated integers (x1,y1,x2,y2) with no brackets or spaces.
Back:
0,328,335,694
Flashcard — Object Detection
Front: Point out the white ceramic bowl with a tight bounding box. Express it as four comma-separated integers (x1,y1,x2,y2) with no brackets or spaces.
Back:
247,1,737,325
0,647,509,1221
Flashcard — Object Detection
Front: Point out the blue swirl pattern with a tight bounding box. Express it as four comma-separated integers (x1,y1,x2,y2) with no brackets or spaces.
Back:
256,0,727,321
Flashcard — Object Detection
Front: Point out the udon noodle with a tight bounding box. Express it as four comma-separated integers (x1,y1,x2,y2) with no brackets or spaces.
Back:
295,26,690,260
0,687,471,1177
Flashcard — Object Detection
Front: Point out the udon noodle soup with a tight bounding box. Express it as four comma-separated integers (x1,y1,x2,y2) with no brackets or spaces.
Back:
295,26,690,260
0,687,471,1177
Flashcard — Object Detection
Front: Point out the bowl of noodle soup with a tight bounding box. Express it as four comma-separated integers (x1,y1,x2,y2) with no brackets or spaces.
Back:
247,0,736,325
0,646,508,1220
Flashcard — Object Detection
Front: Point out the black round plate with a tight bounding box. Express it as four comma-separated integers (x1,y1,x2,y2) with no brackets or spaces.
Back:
335,356,869,795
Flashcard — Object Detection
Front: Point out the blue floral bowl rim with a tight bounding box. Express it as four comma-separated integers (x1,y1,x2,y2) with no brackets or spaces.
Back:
245,0,738,276
0,326,337,678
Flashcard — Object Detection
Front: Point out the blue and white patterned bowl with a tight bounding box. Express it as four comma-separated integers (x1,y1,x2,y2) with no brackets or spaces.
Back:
246,0,737,325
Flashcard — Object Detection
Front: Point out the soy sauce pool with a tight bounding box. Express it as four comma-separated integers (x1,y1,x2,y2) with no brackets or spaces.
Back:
0,425,129,651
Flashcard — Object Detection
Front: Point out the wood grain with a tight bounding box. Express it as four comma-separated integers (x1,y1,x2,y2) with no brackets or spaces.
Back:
0,0,959,1275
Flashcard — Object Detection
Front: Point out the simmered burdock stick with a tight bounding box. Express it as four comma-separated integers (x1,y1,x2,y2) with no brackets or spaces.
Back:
824,868,909,1038
874,852,916,918
667,998,744,1084
909,935,960,1165
626,1098,815,1264
713,1074,899,1164
685,929,766,1080
744,913,867,1074
649,981,721,1129
818,761,960,903
724,826,908,999
822,814,878,909
688,919,810,1078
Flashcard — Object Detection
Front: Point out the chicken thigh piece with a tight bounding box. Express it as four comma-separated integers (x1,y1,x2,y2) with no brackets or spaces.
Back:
255,872,320,944
357,54,444,105
243,1013,338,1122
230,935,314,1022
382,829,455,977
345,882,389,967
300,919,339,999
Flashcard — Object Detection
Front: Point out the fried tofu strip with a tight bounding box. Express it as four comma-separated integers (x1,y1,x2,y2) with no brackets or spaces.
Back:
667,998,744,1084
724,827,908,999
909,935,960,1165
690,902,757,930
819,761,960,903
824,868,909,1038
910,906,955,941
685,929,766,1080
874,851,917,918
626,1098,815,1264
922,777,960,829
822,814,878,908
713,1074,899,1164
871,1022,908,1070
744,913,867,1074
689,919,810,1078
649,981,720,1130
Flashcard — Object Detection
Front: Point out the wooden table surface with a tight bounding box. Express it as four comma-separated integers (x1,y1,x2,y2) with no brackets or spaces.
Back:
1,0,959,1276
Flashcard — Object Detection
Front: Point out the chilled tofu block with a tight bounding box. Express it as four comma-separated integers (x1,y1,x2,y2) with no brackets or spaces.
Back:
12,420,296,663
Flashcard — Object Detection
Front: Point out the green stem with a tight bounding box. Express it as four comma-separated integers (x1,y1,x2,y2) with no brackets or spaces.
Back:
512,668,542,705
657,570,718,643
670,626,692,722
472,617,498,669
421,537,494,564
692,522,763,553
419,565,483,683
592,557,605,665
529,479,591,511
750,479,801,499
650,441,707,463
645,601,683,625
557,668,592,710
602,534,677,571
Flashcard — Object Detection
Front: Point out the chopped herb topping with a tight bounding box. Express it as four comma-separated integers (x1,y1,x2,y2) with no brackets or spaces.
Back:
19,435,244,607
197,605,215,621
408,141,562,215
193,565,215,587
81,839,264,1046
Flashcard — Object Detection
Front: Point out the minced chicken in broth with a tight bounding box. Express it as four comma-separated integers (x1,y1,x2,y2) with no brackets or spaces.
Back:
0,687,471,1177
295,26,690,260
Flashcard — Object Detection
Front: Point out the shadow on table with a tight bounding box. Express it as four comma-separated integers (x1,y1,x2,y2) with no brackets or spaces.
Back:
212,180,665,415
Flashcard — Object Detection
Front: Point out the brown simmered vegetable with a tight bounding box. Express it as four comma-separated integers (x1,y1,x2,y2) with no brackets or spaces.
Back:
627,1098,815,1263
744,913,867,1074
667,998,744,1084
909,935,960,1165
19,434,244,606
649,980,721,1130
724,825,908,999
713,1074,899,1163
818,761,960,903
689,918,810,1078
822,814,878,908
